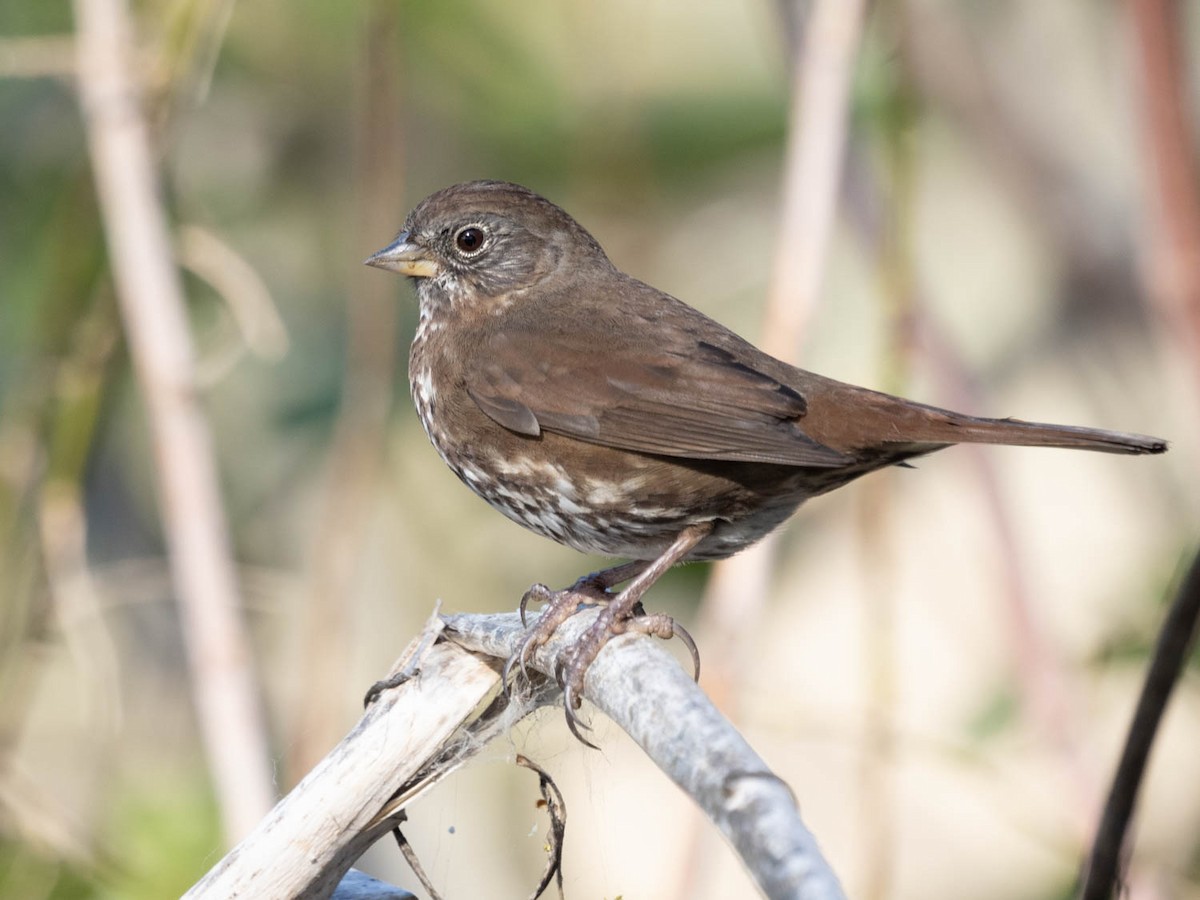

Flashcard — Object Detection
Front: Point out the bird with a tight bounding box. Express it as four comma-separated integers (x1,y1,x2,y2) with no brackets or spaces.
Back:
366,179,1166,741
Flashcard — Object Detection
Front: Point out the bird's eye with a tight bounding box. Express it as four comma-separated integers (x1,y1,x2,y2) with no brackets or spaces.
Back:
454,226,485,255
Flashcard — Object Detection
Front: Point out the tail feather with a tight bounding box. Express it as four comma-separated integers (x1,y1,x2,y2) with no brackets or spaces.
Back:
926,414,1167,456
796,380,1167,458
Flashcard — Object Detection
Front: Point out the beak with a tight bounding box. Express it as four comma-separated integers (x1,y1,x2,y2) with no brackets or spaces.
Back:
364,231,439,278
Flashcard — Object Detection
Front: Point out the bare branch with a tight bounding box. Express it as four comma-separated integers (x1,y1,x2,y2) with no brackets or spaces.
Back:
187,608,847,900
184,618,513,900
1129,0,1200,388
445,612,848,900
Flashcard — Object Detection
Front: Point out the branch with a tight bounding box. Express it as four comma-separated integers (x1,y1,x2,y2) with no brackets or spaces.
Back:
186,609,847,900
445,612,847,900
184,614,534,900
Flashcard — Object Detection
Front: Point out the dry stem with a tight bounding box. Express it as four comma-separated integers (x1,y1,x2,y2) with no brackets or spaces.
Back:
73,0,273,841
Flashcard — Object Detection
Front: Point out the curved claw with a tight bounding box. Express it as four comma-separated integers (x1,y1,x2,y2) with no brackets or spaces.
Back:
502,631,540,696
520,583,551,627
561,675,582,712
564,712,599,751
562,683,599,750
519,636,537,679
671,620,702,682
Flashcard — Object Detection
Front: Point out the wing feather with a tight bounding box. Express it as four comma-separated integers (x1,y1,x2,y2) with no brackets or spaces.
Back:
468,326,851,468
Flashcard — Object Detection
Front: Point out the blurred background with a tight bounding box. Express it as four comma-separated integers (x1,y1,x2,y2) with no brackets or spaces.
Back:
1,0,1198,897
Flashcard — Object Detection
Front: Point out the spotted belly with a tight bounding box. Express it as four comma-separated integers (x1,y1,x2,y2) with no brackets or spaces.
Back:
409,344,804,562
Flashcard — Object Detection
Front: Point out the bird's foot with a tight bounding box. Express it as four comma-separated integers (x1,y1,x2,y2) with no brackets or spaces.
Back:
506,582,701,748
517,561,648,627
554,605,700,747
506,525,713,747
505,562,648,690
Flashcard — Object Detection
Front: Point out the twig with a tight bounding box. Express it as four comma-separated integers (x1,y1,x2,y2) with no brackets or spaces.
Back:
390,823,444,900
761,0,868,356
72,0,273,841
1079,548,1200,899
177,223,289,387
515,754,567,900
699,0,869,685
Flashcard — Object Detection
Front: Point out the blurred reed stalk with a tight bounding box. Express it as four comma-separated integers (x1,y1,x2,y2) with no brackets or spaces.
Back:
696,0,867,719
36,302,123,738
1129,0,1200,392
815,4,1115,863
850,15,921,894
286,0,405,781
892,3,1124,836
72,0,274,843
683,0,867,896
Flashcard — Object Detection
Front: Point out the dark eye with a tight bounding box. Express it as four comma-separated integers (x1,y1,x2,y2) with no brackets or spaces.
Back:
454,226,485,254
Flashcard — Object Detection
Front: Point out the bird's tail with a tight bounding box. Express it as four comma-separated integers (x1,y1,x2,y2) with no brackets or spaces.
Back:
795,379,1167,458
886,401,1168,456
933,414,1167,455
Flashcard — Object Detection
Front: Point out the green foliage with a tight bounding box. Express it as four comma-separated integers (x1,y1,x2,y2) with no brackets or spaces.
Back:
0,840,97,900
96,778,221,900
965,684,1019,742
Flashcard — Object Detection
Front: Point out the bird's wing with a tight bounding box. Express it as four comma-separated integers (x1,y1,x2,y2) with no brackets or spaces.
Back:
465,322,852,468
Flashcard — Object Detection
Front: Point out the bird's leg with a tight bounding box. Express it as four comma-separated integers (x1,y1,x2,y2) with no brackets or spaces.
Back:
503,526,713,745
556,522,714,745
574,559,652,594
506,560,650,691
518,559,650,626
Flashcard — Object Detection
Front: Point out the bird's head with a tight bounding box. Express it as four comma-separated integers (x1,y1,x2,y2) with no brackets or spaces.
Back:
365,180,612,307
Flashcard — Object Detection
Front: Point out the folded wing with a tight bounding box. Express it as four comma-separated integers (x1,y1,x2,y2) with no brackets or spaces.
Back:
467,328,851,468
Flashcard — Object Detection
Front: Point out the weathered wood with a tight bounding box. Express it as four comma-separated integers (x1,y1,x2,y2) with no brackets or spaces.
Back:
445,611,847,900
184,618,504,900
187,609,846,900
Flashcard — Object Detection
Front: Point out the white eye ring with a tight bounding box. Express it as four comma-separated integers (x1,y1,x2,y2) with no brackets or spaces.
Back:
453,225,487,255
